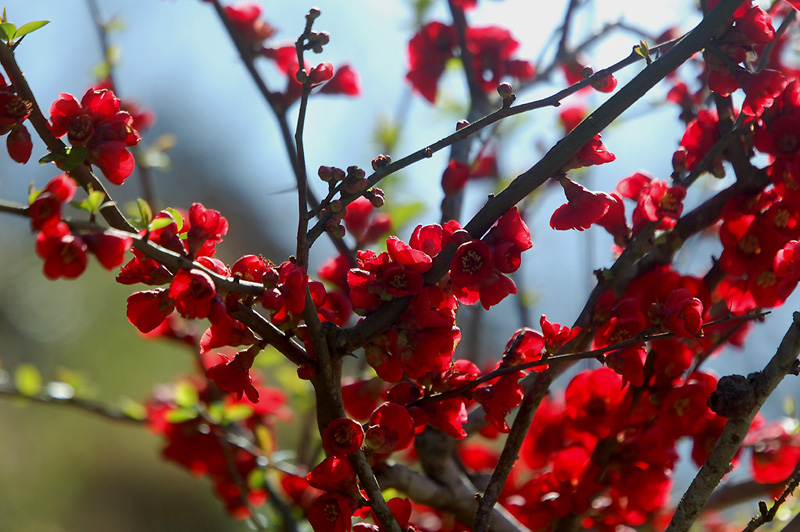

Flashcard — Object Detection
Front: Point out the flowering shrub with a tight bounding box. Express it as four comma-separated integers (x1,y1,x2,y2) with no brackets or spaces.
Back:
2,1,800,532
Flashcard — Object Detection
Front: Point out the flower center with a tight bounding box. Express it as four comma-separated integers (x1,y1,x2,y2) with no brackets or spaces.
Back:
738,234,761,256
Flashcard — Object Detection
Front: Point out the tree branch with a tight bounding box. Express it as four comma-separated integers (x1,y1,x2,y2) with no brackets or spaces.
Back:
666,312,800,532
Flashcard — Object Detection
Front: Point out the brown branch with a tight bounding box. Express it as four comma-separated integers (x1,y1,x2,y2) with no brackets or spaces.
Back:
666,312,800,532
741,466,800,532
85,0,158,208
335,0,744,353
308,36,683,246
0,383,144,423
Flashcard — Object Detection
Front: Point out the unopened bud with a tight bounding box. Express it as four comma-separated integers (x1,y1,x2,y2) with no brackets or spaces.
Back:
456,119,470,131
368,188,385,208
371,154,391,171
581,66,594,79
318,165,333,182
497,82,514,100
295,69,308,83
328,199,345,214
307,7,321,20
330,167,345,182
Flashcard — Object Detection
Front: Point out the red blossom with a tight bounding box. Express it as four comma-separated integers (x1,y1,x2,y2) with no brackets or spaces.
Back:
308,492,356,532
365,402,415,453
306,456,357,493
168,269,216,320
205,347,260,403
663,289,704,338
83,232,133,270
550,177,614,231
563,134,616,170
34,222,88,280
441,159,471,194
48,89,141,184
224,1,275,46
322,417,364,456
126,289,175,334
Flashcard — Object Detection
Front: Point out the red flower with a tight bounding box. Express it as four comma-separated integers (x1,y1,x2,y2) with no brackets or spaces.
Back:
224,1,275,46
365,402,415,453
34,222,88,280
319,65,361,96
126,289,175,334
441,159,470,194
49,89,140,184
83,232,133,270
306,455,357,493
738,69,788,117
663,289,704,338
406,21,458,103
308,492,357,532
550,177,615,231
563,135,616,170
205,347,260,403
322,418,364,456
187,202,228,257
168,269,216,319
474,372,524,432
450,239,494,286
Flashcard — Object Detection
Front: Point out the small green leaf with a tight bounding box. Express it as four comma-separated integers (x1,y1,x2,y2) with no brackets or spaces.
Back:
206,402,224,424
39,151,66,165
28,186,41,205
14,364,42,397
0,23,17,42
174,380,199,408
137,198,153,226
165,408,198,423
164,207,183,231
149,217,174,232
13,20,49,40
246,468,266,491
224,404,254,423
119,398,147,421
91,61,111,82
79,190,106,215
63,146,88,170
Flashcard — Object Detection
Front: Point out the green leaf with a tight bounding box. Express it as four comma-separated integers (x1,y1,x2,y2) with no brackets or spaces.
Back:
165,408,198,424
247,468,266,491
119,397,147,420
224,403,253,423
174,380,199,408
39,151,66,165
164,207,183,231
13,20,49,40
206,402,224,424
63,146,88,170
0,23,17,42
137,198,153,226
14,364,42,397
149,217,175,232
82,190,106,214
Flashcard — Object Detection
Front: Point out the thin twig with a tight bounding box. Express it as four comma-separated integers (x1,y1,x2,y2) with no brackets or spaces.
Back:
666,312,800,532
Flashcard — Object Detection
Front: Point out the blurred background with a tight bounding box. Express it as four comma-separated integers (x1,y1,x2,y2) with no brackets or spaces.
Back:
1,0,798,530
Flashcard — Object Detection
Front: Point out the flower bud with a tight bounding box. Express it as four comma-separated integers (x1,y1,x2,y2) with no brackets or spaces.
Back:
497,82,514,100
368,188,385,208
456,119,470,131
371,154,391,171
